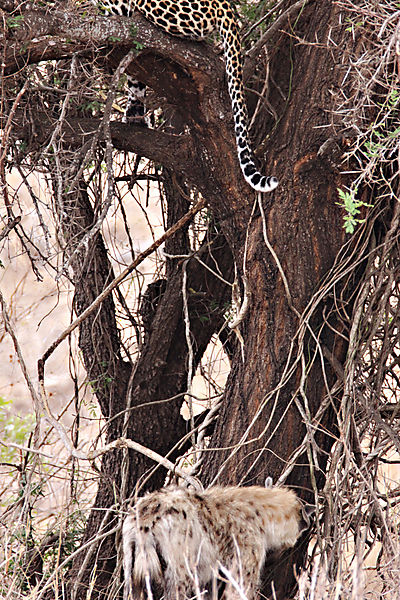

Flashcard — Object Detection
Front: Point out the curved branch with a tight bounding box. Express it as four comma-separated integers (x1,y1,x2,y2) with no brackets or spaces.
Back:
3,8,214,75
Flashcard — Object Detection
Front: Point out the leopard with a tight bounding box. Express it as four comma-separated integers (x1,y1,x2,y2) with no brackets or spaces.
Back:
122,484,302,600
97,0,279,192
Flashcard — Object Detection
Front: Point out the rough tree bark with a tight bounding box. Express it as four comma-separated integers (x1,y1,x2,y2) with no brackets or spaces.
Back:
1,0,375,599
200,2,367,596
45,175,233,595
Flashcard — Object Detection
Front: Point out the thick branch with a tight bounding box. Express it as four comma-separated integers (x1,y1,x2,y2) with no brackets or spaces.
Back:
7,112,196,176
3,9,213,75
3,4,255,227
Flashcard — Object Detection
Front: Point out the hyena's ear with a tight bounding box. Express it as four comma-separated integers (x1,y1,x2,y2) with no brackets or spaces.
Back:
299,503,316,534
264,477,273,488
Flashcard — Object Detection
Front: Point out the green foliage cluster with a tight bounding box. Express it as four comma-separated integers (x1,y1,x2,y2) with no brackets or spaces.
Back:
0,397,35,463
338,4,400,234
336,188,372,234
239,0,275,43
6,15,24,29
0,396,88,590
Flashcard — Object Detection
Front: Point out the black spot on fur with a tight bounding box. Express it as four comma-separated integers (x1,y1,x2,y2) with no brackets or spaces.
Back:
166,506,180,515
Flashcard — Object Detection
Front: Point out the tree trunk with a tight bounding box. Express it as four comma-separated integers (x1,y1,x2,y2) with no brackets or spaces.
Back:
1,0,379,598
200,2,367,597
50,174,233,597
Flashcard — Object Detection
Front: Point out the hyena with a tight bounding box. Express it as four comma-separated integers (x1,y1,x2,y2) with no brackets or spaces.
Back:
122,484,302,600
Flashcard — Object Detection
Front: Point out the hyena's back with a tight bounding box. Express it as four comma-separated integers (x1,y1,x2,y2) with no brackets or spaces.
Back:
123,485,301,600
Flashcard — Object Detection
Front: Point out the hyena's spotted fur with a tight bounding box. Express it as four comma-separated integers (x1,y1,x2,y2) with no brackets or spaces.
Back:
122,485,302,600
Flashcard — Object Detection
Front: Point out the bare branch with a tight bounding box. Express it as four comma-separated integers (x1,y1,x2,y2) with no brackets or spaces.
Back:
37,196,207,386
